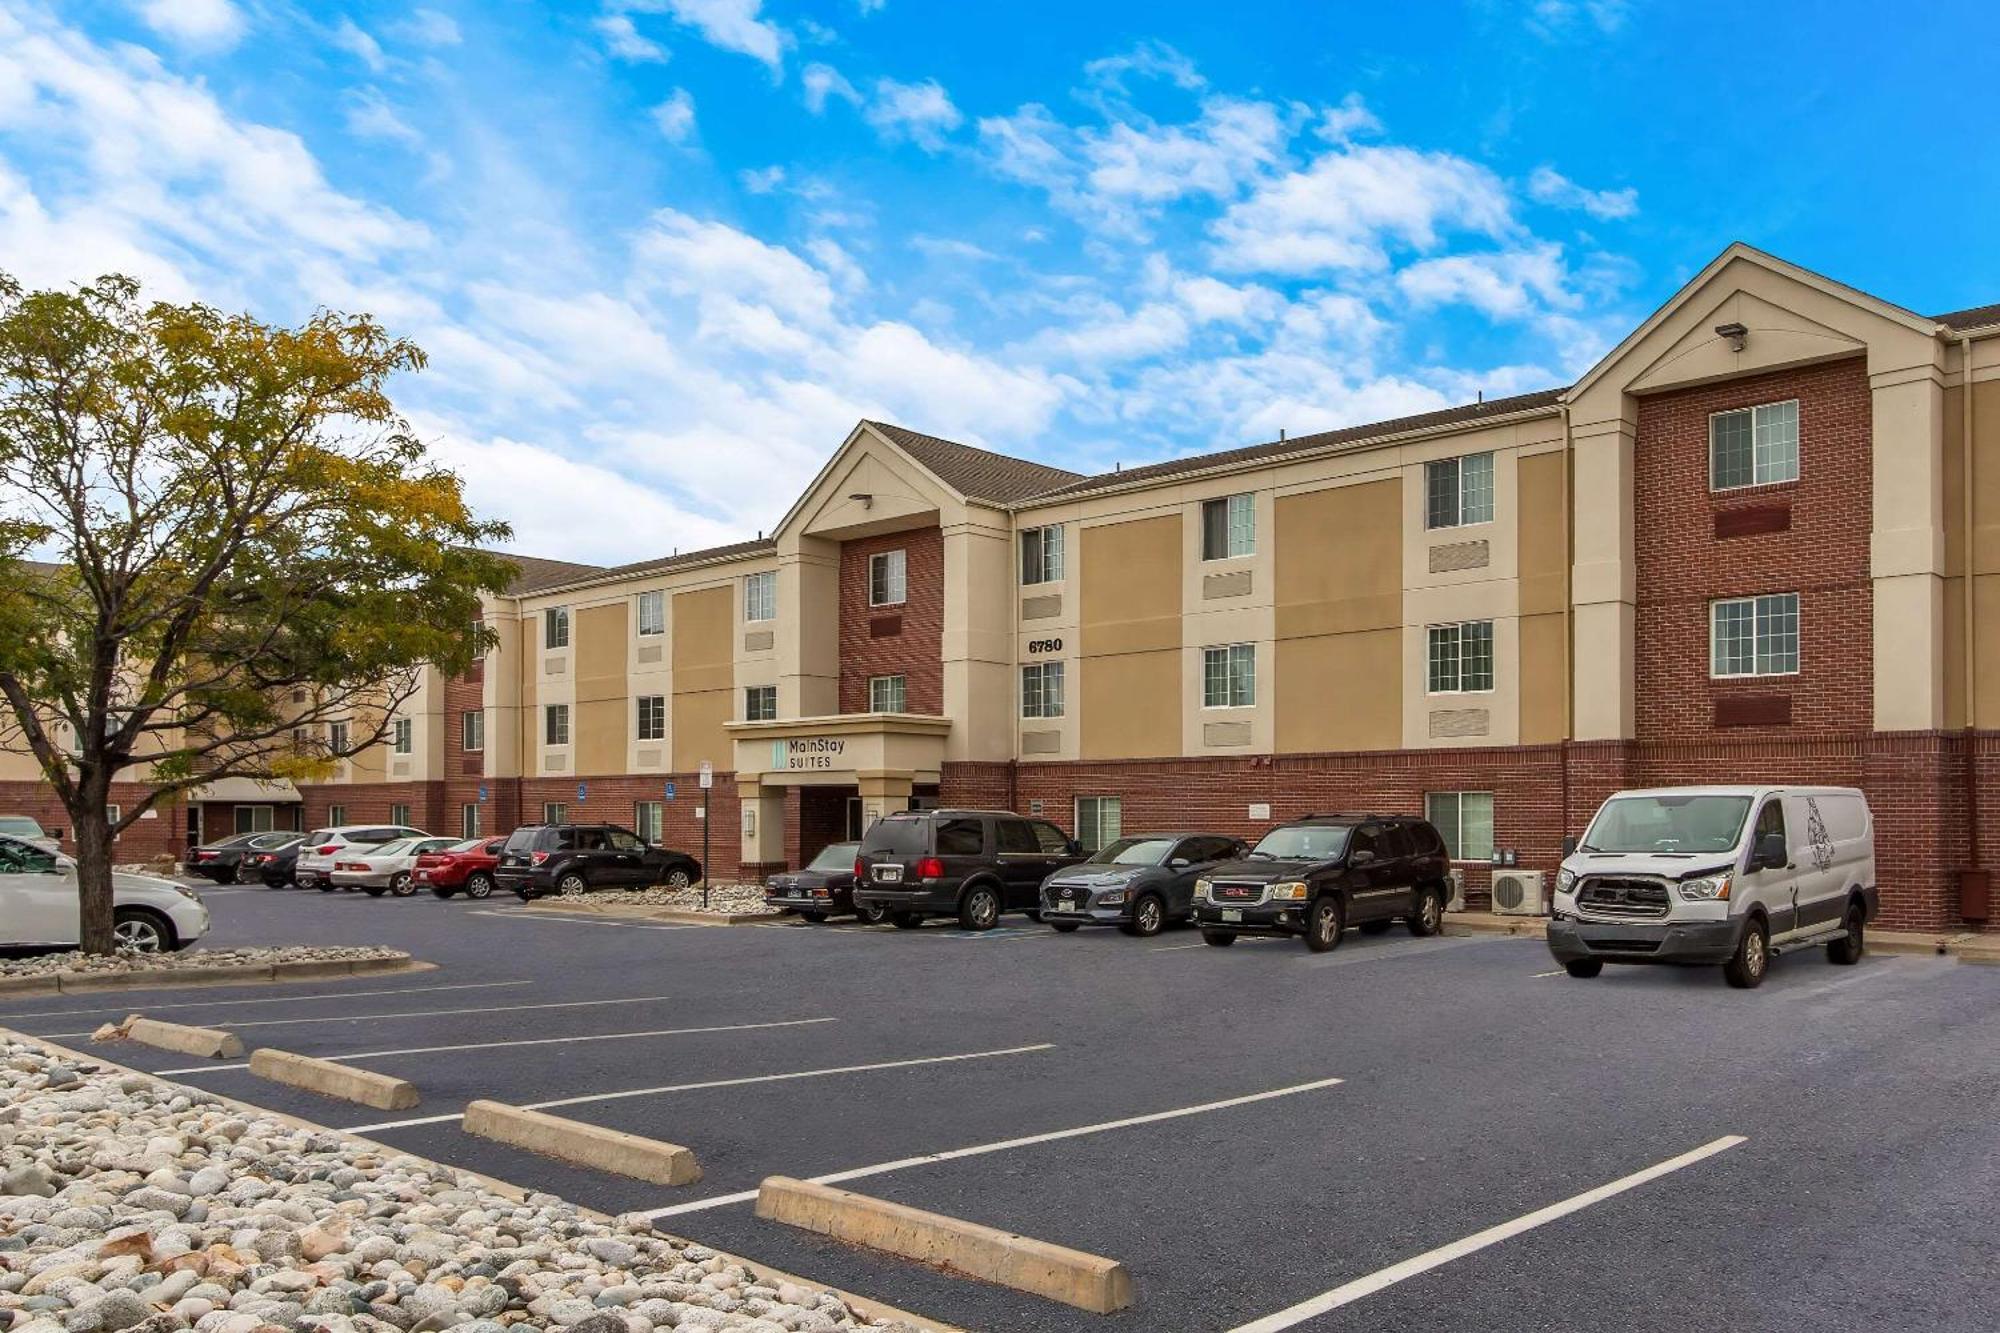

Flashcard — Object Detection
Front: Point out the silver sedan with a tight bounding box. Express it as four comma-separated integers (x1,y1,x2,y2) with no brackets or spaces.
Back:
328,837,459,897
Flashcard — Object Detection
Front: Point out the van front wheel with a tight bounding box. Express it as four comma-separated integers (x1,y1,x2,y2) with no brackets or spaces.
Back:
1564,958,1603,978
1724,918,1769,989
1826,903,1866,965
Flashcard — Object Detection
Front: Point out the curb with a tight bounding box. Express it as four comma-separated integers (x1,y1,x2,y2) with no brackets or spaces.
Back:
756,1176,1134,1314
463,1100,701,1186
0,954,429,995
1442,912,2000,960
123,1017,243,1059
0,1025,962,1333
521,902,784,926
249,1048,419,1110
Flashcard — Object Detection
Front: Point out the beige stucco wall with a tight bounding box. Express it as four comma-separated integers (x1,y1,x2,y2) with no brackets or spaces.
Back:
671,585,734,773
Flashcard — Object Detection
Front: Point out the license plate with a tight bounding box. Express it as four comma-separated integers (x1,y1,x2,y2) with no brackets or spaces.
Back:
415,871,429,881
790,889,807,898
876,865,902,883
1221,909,1243,923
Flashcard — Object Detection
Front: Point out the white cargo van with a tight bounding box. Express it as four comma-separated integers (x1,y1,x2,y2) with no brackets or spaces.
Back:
1547,785,1877,989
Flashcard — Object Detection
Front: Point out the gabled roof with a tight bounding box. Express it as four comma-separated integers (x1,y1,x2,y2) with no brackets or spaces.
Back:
506,537,777,598
864,421,1084,504
496,552,607,595
1935,302,2000,332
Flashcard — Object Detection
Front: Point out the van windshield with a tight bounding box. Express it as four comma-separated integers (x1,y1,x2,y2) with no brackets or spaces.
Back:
1582,795,1752,854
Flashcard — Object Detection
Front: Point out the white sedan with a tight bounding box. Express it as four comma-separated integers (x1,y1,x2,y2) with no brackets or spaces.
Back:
0,834,209,952
329,837,459,896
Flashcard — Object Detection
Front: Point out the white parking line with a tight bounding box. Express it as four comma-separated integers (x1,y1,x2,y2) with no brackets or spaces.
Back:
342,1043,1055,1134
637,1074,1347,1220
1532,969,1566,978
1149,937,1283,953
35,994,677,1039
149,1017,839,1075
463,910,706,932
0,979,533,1022
1226,1135,1748,1331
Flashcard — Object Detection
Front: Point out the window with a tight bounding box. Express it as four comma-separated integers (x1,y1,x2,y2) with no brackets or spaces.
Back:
1426,792,1495,862
1710,400,1799,490
745,685,778,722
462,710,484,752
545,703,570,746
1076,796,1122,853
390,804,410,827
1425,452,1495,529
1200,494,1255,560
462,803,480,839
105,804,121,838
1202,644,1256,708
1021,662,1065,718
545,606,570,650
1427,621,1495,693
1711,593,1799,677
233,805,273,834
328,720,349,753
868,550,907,607
997,819,1038,854
543,802,568,825
743,571,776,623
636,589,666,637
1020,525,1065,584
1752,798,1786,852
392,718,412,754
328,805,347,827
636,695,666,741
869,674,907,713
935,817,984,855
634,801,663,843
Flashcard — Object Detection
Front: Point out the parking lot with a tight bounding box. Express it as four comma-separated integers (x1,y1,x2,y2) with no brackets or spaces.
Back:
6,884,1999,1332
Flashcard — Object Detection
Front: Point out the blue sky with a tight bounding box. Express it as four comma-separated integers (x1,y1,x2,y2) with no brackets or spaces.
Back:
4,1,1997,564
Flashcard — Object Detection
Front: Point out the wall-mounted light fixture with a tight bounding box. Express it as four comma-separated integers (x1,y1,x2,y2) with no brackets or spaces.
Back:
1715,321,1748,352
848,492,874,510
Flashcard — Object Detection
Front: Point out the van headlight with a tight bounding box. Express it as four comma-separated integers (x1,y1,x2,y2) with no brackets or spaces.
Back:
1679,874,1732,901
1555,868,1576,895
1269,881,1309,901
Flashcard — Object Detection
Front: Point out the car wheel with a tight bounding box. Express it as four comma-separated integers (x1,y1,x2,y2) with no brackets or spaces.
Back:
364,885,386,898
1408,885,1445,938
1127,894,1166,938
890,912,925,929
1724,917,1770,989
958,884,1001,931
112,909,174,953
1051,920,1083,934
316,881,334,893
1200,929,1237,947
663,867,693,889
465,872,495,900
556,871,589,895
430,884,457,899
233,861,255,885
853,900,888,925
1305,895,1345,953
1564,958,1604,978
515,887,536,902
800,911,828,924
1826,902,1865,965
389,873,415,897
1358,919,1394,936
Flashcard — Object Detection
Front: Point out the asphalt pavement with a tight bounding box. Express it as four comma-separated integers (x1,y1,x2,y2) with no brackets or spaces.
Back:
4,882,1996,1332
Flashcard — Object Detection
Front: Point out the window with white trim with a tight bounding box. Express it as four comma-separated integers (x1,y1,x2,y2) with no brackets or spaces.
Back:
390,804,410,827
392,718,412,754
328,805,347,827
1425,452,1495,529
1021,662,1065,718
545,703,570,746
544,606,570,649
636,589,666,637
634,801,663,843
1200,494,1255,560
462,710,484,752
462,803,480,838
1426,792,1495,862
636,694,666,741
233,804,274,834
1710,400,1799,490
743,571,776,623
1427,621,1495,693
328,720,349,753
869,674,907,713
868,550,907,607
745,685,777,721
1020,525,1065,584
1711,593,1799,677
1202,644,1256,708
1076,796,1122,853
543,802,567,825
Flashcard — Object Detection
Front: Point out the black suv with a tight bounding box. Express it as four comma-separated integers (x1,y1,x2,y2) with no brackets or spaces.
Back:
493,824,703,900
853,809,1085,930
1192,813,1452,951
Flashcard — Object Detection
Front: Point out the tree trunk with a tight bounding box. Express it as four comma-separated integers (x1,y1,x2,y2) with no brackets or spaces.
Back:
72,778,117,955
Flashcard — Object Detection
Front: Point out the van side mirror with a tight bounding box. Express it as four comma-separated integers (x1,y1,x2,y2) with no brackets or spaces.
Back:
49,827,64,841
1752,830,1788,871
1067,839,1082,856
1560,835,1578,858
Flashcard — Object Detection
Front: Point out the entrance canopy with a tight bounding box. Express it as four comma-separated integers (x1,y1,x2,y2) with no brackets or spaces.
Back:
188,777,301,804
727,712,951,789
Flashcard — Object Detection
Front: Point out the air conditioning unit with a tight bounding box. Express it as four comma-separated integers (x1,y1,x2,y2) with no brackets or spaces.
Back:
1444,867,1466,913
1491,870,1546,917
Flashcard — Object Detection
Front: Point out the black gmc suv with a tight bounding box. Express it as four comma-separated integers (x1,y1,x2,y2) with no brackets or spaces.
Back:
852,809,1085,930
1192,813,1452,951
494,823,703,900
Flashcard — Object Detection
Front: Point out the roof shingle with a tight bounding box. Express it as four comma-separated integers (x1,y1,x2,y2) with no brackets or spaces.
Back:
865,421,1084,504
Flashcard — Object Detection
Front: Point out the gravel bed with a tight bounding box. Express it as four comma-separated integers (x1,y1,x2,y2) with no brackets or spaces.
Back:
552,886,771,915
0,948,405,981
0,1038,914,1332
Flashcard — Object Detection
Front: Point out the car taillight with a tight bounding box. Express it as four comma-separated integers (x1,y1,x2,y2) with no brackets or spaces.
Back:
531,851,549,865
916,857,945,879
854,858,865,877
317,844,339,854
253,854,273,864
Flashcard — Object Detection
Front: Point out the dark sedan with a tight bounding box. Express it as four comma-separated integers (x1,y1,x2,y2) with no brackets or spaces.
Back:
763,841,885,923
186,831,305,884
1040,833,1246,937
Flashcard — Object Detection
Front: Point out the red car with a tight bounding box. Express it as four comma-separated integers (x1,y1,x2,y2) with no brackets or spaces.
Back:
414,837,507,899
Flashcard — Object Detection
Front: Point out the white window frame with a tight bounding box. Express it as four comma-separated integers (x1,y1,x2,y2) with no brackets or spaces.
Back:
1709,399,1800,492
392,718,412,755
462,710,484,752
545,606,570,650
328,805,347,827
745,685,778,722
1201,644,1256,709
636,589,666,637
545,703,570,747
390,803,411,827
1426,621,1495,695
1200,494,1256,561
743,571,777,623
1020,524,1065,585
1425,452,1496,530
328,720,349,753
868,674,907,713
635,694,667,741
234,805,273,835
543,802,567,826
634,801,663,843
1710,593,1800,678
868,550,907,607
462,803,480,839
1021,661,1065,719
1425,791,1495,863
1075,796,1122,853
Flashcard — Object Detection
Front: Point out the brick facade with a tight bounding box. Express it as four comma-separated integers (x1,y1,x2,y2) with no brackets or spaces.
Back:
839,527,943,715
516,771,741,881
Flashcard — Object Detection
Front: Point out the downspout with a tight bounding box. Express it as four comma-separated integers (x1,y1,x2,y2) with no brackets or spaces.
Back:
1963,334,1979,874
1559,400,1575,843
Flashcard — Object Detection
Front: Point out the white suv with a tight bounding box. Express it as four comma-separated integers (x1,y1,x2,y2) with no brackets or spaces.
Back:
0,834,210,952
295,824,428,891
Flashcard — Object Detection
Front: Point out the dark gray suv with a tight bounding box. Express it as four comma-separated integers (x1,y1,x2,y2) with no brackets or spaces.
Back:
852,809,1084,930
1040,833,1246,937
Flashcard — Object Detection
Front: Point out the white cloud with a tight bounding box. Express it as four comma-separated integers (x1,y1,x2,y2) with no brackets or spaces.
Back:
594,15,668,62
738,164,785,193
391,8,462,47
801,62,861,114
1082,40,1205,95
977,104,1075,192
1316,92,1380,144
856,0,886,12
1397,244,1577,320
1084,96,1288,204
626,0,787,73
330,18,387,72
343,88,422,147
131,0,243,51
1527,165,1638,220
1528,0,1632,38
650,88,697,143
864,78,962,152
